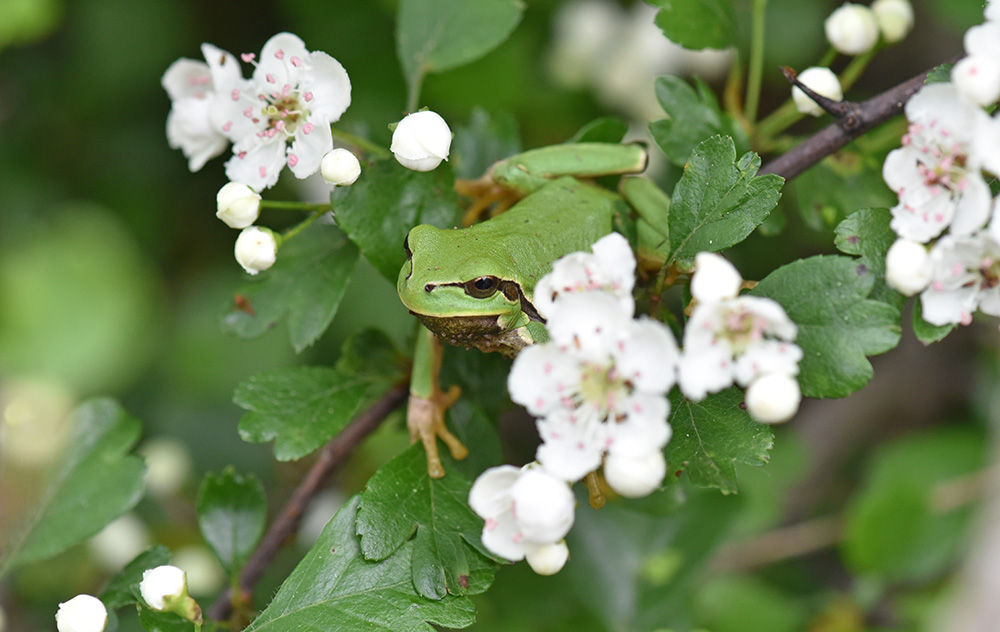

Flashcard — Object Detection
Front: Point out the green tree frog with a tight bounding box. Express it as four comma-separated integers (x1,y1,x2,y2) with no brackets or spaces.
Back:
397,143,648,477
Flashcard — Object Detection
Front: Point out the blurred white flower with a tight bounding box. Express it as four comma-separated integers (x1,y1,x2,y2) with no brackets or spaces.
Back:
391,110,452,171
885,238,931,296
525,541,570,575
88,513,151,571
952,21,1000,106
745,373,802,424
791,67,843,117
0,377,73,468
173,546,226,596
825,3,880,55
55,595,107,632
872,0,914,43
920,233,1000,326
139,436,194,497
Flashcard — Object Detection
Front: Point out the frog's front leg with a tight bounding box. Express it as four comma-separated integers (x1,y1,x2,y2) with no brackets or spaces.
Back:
409,325,469,478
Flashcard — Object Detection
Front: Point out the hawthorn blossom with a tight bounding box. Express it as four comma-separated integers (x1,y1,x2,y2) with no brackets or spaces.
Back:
534,231,636,318
871,0,914,44
825,3,879,56
791,67,843,117
216,181,261,229
234,226,278,275
952,20,1000,106
883,83,992,243
391,110,452,172
162,44,241,171
55,595,107,632
885,237,931,296
919,232,1000,326
213,33,351,190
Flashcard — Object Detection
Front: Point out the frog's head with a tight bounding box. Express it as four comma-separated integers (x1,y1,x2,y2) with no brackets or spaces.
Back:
397,224,543,346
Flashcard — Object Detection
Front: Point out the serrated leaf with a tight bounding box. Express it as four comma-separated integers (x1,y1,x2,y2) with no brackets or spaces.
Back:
333,160,462,282
451,108,521,180
752,255,901,399
397,0,524,104
356,445,500,600
197,467,267,577
666,388,773,494
245,495,477,632
648,0,737,50
834,207,905,309
1,398,145,574
234,367,373,461
220,222,360,352
101,545,171,609
667,135,782,262
913,299,955,344
650,76,748,167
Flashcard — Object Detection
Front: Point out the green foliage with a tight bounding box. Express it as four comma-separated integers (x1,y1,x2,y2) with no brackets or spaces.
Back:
333,159,462,282
834,207,905,310
752,255,901,399
197,468,267,578
220,222,360,352
101,546,171,609
693,575,808,632
666,135,783,263
137,605,197,632
794,153,897,232
245,496,478,632
647,0,738,50
913,300,956,344
451,108,521,179
0,399,146,574
650,76,748,167
666,388,773,494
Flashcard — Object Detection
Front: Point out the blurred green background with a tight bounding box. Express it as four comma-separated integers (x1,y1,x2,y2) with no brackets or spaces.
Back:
0,0,993,630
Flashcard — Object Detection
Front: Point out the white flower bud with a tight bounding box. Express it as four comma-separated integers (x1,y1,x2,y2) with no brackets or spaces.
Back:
952,54,1000,107
691,252,742,303
745,373,801,424
508,467,576,543
603,450,666,498
525,541,570,576
825,3,879,55
885,238,931,296
792,67,843,117
56,594,107,632
234,226,278,275
988,0,1000,22
871,0,913,43
140,565,188,610
391,110,452,172
216,182,261,229
320,148,361,186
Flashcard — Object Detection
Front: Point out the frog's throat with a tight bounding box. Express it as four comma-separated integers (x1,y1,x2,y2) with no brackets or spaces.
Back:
414,312,536,357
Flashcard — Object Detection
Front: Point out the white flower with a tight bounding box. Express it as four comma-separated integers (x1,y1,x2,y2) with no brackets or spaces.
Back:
468,464,576,565
791,67,843,117
162,44,241,171
391,110,452,171
88,514,150,571
871,0,914,43
320,147,361,185
883,83,992,243
745,373,801,424
56,595,107,632
920,232,1000,326
216,182,261,229
234,226,278,275
140,565,188,610
603,449,666,498
534,232,636,319
690,252,742,303
953,21,1000,106
525,541,570,575
825,3,880,55
988,0,1000,22
885,237,931,296
213,33,352,190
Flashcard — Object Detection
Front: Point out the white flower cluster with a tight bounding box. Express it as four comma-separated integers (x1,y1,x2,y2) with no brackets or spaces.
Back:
883,6,1000,327
824,0,913,56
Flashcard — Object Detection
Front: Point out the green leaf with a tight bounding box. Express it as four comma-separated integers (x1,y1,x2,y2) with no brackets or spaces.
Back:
356,445,500,600
245,496,477,632
397,0,524,104
666,135,783,262
101,545,171,609
336,328,407,381
450,108,521,180
834,207,905,310
650,76,748,167
234,367,373,461
694,575,808,632
333,159,462,282
137,605,197,632
913,299,955,344
752,255,902,399
1,398,145,573
197,467,267,577
220,222,360,352
648,0,737,50
794,152,896,232
665,388,773,494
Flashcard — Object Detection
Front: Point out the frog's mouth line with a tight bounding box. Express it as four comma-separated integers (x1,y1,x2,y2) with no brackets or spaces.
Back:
417,280,545,325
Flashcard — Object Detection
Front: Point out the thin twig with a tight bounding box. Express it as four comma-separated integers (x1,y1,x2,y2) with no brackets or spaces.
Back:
207,385,408,623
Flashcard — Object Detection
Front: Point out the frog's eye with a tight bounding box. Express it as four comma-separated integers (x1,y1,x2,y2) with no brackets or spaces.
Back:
464,276,500,299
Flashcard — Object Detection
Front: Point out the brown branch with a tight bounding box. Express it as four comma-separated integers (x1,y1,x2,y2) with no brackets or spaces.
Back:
207,385,409,623
760,61,952,181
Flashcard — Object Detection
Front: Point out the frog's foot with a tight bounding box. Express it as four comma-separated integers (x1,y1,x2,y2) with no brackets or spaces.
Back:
408,384,468,478
455,178,522,225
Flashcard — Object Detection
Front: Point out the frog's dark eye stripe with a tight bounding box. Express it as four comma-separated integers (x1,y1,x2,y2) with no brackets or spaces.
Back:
463,275,500,298
403,234,412,259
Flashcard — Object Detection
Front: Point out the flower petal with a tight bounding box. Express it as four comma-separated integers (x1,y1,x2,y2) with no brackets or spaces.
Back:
303,51,352,123
468,465,520,518
225,138,286,191
287,115,333,179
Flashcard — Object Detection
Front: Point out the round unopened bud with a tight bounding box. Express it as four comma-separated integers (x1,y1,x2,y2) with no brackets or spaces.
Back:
603,450,666,498
216,182,261,229
987,0,1000,22
871,0,913,43
56,594,107,632
508,467,575,543
320,148,361,186
691,252,742,303
391,110,452,172
952,54,1000,107
140,565,188,610
792,67,843,117
525,541,570,576
885,238,931,296
745,373,801,424
825,3,879,55
234,226,278,275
